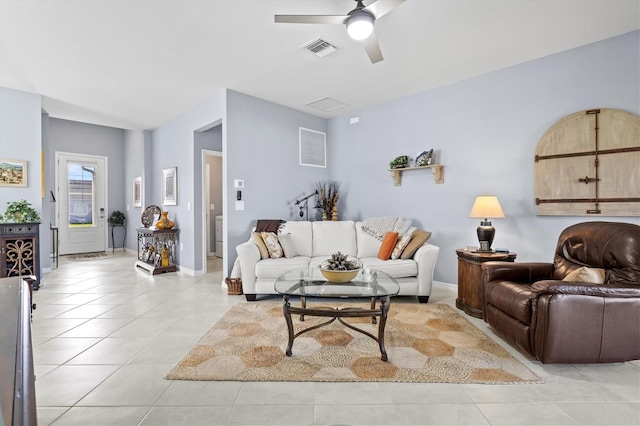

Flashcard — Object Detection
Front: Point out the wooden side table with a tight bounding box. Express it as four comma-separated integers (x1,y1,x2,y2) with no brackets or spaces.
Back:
455,248,516,318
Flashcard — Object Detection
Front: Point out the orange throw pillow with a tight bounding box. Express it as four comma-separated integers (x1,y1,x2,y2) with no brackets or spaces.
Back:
377,232,399,260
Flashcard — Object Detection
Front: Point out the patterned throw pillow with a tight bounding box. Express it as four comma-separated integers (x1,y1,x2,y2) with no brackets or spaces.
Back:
391,226,416,260
260,232,283,259
278,233,299,258
251,231,269,259
377,232,399,260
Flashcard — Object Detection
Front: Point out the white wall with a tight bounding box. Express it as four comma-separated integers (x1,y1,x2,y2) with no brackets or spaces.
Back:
327,30,640,284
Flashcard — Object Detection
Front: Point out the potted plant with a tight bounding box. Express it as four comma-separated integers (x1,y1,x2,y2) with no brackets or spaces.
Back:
1,199,41,223
109,210,126,225
389,155,409,169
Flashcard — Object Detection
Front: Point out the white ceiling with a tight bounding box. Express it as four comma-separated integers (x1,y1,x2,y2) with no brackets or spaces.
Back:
1,0,638,131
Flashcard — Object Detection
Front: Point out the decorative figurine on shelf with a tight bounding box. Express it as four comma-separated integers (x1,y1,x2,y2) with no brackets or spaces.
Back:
155,211,175,229
160,244,170,267
415,149,434,167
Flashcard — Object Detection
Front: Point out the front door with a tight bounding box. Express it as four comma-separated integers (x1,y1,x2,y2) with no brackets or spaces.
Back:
56,152,107,255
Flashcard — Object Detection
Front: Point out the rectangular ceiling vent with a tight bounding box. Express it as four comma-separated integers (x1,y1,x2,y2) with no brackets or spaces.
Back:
306,97,348,112
302,38,337,58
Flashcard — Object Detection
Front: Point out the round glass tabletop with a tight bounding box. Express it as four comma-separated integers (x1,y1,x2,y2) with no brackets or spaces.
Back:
274,268,400,298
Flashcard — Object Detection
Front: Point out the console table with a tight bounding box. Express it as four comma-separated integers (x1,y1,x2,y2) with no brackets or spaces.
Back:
0,223,40,290
456,248,517,318
135,228,179,274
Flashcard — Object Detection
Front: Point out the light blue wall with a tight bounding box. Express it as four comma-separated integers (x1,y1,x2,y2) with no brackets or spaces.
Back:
327,30,640,284
225,90,329,274
123,129,145,249
47,118,127,251
150,90,226,273
0,87,45,270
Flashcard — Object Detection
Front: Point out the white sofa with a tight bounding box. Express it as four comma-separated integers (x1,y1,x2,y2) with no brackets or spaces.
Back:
235,220,440,302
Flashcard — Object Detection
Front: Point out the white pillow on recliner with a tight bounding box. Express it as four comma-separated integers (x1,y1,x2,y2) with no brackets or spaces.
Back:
562,266,605,284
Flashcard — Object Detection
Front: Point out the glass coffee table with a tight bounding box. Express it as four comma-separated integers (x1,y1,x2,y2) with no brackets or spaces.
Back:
274,268,400,361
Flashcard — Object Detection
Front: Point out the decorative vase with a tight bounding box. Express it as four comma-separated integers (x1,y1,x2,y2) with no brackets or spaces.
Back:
322,212,327,221
331,206,338,221
160,244,171,267
155,211,175,229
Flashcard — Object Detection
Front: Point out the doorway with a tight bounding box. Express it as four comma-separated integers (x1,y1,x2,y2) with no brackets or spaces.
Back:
203,150,223,274
55,152,108,254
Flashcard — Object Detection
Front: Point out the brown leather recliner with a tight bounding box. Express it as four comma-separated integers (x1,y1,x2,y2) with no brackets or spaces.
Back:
482,221,640,363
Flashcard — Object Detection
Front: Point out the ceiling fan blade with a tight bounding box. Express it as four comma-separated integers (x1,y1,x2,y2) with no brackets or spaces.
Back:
361,31,383,64
364,0,406,19
274,15,347,25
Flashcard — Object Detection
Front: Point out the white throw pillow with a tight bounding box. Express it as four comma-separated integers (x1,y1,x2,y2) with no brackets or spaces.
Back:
278,233,299,258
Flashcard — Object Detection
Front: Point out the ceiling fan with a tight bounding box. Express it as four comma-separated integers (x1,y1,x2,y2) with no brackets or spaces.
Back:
275,0,406,64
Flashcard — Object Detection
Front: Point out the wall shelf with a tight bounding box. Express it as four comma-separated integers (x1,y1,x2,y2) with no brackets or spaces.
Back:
389,165,444,185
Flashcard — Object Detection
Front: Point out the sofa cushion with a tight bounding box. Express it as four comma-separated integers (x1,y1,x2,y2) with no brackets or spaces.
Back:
391,226,416,260
261,232,283,259
280,221,312,257
400,229,432,259
278,233,299,258
251,231,269,259
312,220,357,257
378,232,399,260
255,256,311,279
356,221,382,258
360,258,418,278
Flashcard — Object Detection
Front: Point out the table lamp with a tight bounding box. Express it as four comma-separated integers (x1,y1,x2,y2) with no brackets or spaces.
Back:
469,195,505,251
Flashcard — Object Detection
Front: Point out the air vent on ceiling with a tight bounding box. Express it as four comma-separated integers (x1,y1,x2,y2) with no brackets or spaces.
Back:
306,97,348,112
302,38,337,58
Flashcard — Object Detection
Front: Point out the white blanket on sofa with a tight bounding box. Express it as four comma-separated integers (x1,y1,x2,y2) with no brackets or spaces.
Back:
361,217,412,240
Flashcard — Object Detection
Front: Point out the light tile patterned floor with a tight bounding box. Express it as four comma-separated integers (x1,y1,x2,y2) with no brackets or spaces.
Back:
32,252,639,425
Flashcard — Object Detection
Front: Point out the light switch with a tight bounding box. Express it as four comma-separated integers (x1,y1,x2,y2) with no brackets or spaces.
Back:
235,200,244,211
210,204,215,211
187,202,191,211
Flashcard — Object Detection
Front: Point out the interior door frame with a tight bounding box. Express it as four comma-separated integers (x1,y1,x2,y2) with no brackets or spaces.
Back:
55,151,109,254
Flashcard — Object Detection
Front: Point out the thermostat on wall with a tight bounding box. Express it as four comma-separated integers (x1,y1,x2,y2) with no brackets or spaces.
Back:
234,179,244,189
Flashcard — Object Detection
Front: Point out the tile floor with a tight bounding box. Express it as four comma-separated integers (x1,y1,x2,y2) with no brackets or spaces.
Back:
32,252,639,425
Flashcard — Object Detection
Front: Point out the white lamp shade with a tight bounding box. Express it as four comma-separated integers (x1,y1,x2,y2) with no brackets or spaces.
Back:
346,11,374,40
469,196,505,219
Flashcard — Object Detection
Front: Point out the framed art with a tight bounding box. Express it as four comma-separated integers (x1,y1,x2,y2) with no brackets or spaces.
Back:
0,158,27,187
162,167,177,206
133,176,142,207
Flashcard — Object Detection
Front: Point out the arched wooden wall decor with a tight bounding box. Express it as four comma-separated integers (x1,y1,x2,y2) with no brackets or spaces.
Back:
534,108,639,216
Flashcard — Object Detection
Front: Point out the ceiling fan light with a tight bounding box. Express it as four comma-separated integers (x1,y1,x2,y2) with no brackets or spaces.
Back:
346,10,374,40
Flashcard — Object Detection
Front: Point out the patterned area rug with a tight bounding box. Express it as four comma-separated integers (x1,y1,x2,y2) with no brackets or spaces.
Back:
165,302,541,384
67,252,111,261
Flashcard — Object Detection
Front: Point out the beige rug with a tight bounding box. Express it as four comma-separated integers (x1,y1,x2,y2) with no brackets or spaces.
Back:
165,302,541,384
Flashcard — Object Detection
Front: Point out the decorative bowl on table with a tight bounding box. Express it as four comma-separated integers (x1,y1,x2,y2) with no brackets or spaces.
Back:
320,268,361,283
319,251,362,283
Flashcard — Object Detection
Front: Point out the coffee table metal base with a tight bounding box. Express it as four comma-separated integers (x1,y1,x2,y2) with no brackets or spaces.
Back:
282,295,391,361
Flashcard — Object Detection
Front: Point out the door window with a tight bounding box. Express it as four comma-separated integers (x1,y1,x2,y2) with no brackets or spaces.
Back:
67,163,96,227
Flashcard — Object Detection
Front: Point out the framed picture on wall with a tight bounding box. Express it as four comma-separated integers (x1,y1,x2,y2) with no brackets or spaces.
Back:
0,158,27,187
133,176,142,207
162,167,177,206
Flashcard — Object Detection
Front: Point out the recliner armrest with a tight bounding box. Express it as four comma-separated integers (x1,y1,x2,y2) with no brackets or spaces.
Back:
532,280,640,298
482,261,554,284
